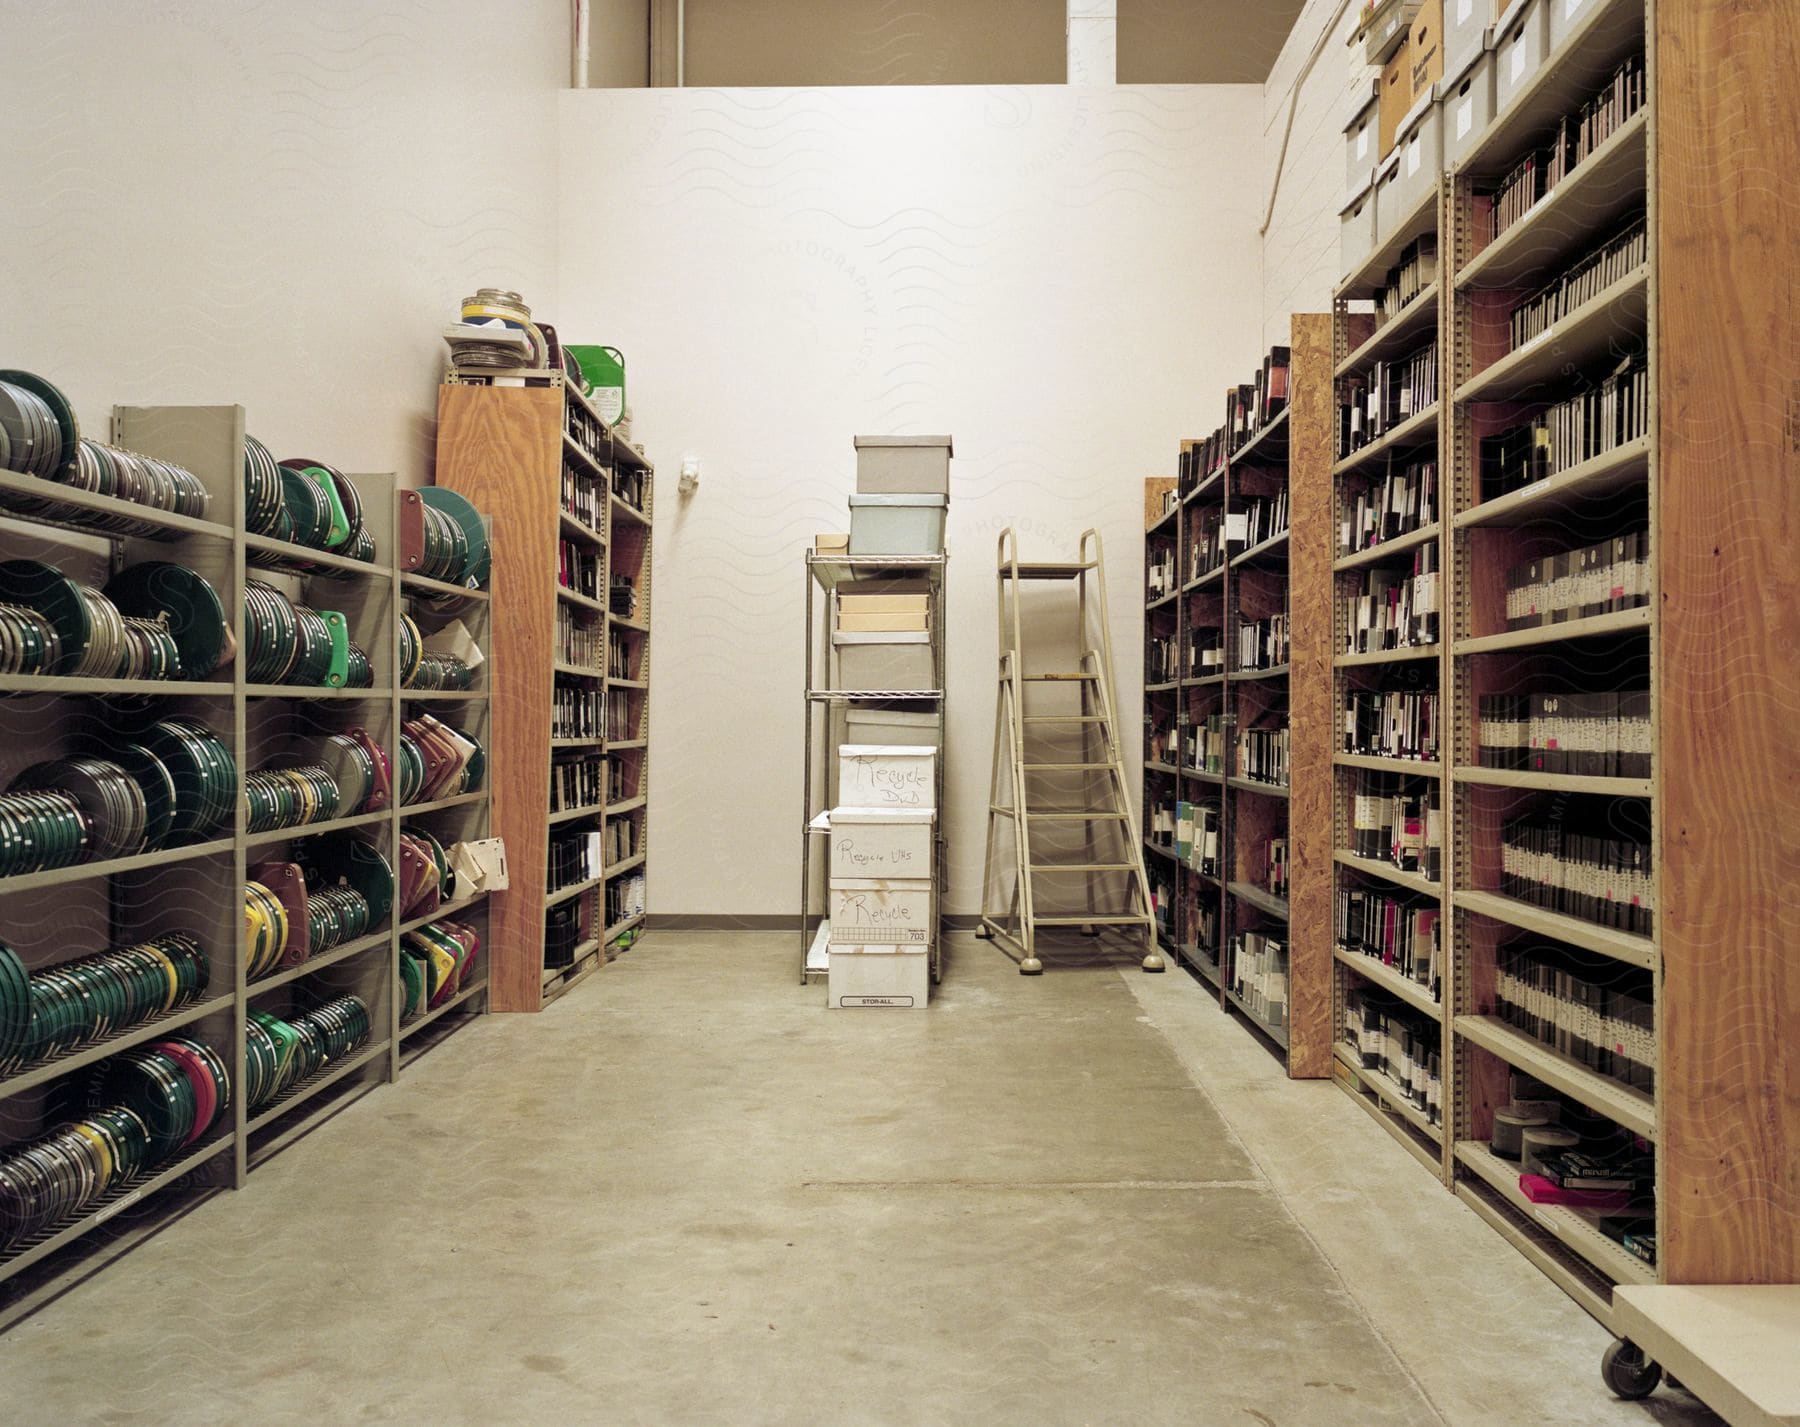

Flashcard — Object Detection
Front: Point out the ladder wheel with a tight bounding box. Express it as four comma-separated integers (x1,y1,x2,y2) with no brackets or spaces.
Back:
974,925,993,940
1080,923,1098,937
1019,957,1044,976
1141,953,1167,973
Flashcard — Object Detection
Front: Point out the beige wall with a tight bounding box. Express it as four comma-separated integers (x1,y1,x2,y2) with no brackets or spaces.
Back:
0,0,563,482
592,0,651,87
1118,0,1311,84
1259,0,1363,348
683,0,1065,86
558,83,1267,917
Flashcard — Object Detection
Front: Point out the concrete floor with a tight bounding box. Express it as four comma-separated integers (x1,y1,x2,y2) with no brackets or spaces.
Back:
0,932,1722,1426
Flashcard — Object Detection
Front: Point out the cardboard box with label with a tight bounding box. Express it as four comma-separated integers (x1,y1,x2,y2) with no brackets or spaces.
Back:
1408,0,1444,97
1344,77,1381,196
828,946,929,1009
1379,39,1414,158
838,745,936,810
828,878,932,945
827,809,935,880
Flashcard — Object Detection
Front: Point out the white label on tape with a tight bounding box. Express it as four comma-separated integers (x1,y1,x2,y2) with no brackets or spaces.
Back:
1457,97,1474,139
1356,127,1370,160
1406,136,1422,176
1566,0,1581,15
1457,0,1472,20
1511,42,1528,83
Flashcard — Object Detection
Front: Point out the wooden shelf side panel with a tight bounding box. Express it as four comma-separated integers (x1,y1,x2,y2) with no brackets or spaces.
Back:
1655,0,1800,1286
435,384,565,1012
1286,311,1336,1080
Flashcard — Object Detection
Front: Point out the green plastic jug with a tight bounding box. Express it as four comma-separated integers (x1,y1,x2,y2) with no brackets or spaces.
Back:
568,345,626,425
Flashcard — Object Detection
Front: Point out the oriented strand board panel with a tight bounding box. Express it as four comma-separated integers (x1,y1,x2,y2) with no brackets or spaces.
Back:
436,383,565,1012
1144,476,1176,528
1656,0,1800,1284
1286,312,1336,1080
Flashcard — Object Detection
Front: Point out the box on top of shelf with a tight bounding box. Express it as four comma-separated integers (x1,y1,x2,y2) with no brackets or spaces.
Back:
1548,0,1602,50
853,435,952,496
847,493,947,557
828,808,935,879
815,532,849,555
1345,77,1382,195
1360,0,1422,64
1492,0,1548,114
1379,37,1415,157
1443,39,1497,166
1395,85,1444,213
1442,0,1486,71
827,944,928,1009
828,878,932,944
1373,150,1404,245
841,704,940,750
832,634,934,692
1408,0,1445,97
835,589,929,632
838,744,936,810
1340,174,1378,281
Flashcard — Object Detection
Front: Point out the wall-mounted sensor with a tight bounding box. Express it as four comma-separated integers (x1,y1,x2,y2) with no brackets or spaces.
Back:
679,456,700,497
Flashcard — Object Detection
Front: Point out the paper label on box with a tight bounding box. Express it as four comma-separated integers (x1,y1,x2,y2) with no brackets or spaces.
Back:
1457,97,1474,138
1457,0,1471,20
1406,135,1422,175
1511,42,1527,82
1356,127,1370,160
1566,0,1581,15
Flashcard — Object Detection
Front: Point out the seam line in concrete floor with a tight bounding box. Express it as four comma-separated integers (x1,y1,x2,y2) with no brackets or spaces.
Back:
1122,967,1455,1427
801,1178,1271,1190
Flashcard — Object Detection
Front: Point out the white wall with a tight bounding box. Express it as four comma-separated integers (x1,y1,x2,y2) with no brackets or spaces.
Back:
1259,0,1365,349
0,0,565,481
557,84,1266,916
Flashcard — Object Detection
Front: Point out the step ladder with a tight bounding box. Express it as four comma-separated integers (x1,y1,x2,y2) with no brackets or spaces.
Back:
979,528,1165,975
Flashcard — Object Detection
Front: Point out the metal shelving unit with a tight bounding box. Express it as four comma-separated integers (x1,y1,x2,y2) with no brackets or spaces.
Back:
798,552,947,985
0,403,492,1327
1143,313,1334,1077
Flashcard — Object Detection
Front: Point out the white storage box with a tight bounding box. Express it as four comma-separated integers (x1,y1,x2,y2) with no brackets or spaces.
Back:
854,436,952,496
832,635,934,692
828,808,935,879
1548,0,1599,51
1344,80,1381,195
847,493,947,557
1444,42,1496,167
838,744,936,809
828,946,928,1009
1442,0,1487,72
1373,152,1405,246
1395,88,1444,215
1493,0,1549,116
1340,177,1377,282
1361,0,1421,63
828,878,933,944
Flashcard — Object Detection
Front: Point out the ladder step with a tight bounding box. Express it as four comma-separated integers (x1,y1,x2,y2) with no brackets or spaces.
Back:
1021,762,1112,771
1000,561,1097,580
1029,863,1139,874
1020,672,1098,682
1030,914,1155,927
1022,810,1128,820
1022,715,1107,724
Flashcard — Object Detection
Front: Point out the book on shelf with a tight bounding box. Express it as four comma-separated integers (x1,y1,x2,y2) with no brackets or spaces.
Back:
1337,339,1438,458
1510,217,1647,349
552,680,604,739
1147,547,1176,601
1336,887,1440,998
1187,624,1225,678
1494,938,1655,1093
1351,774,1442,881
550,754,605,811
1236,491,1289,549
1341,985,1441,1125
1537,1149,1653,1194
1479,359,1648,499
1190,509,1227,577
1237,612,1290,671
1185,713,1226,775
1503,533,1650,629
1261,836,1289,900
558,540,602,599
1499,796,1653,935
1374,235,1437,324
1147,633,1180,684
1342,686,1439,762
1487,54,1647,243
1477,690,1651,778
1340,542,1438,652
1232,931,1289,1028
1338,461,1436,557
1236,720,1289,788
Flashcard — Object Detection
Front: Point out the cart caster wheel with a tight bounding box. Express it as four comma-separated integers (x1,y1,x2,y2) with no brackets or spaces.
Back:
1141,953,1167,972
1080,923,1098,937
1019,957,1043,975
1602,1338,1662,1400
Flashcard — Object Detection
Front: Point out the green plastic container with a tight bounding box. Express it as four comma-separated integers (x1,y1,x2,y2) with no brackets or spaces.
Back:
568,345,626,425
